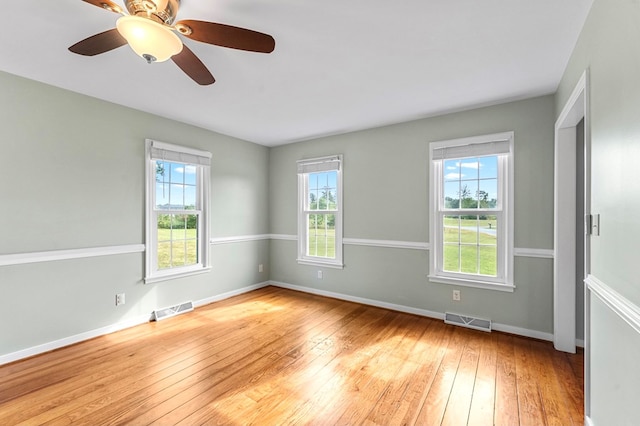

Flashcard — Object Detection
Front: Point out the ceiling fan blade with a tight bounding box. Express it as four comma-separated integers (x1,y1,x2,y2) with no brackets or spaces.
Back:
81,0,123,14
69,29,127,56
175,20,275,53
172,45,215,85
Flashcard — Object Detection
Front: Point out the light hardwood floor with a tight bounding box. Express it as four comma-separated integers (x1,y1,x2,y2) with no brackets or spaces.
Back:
0,286,583,425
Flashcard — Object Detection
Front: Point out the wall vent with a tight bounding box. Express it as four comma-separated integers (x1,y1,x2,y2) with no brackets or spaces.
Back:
444,312,492,332
152,301,194,321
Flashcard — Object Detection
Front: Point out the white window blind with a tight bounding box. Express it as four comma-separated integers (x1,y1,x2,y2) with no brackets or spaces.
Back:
297,156,341,174
432,140,511,161
150,140,212,166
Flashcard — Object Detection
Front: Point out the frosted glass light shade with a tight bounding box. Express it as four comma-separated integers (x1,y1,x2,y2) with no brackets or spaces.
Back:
116,15,183,63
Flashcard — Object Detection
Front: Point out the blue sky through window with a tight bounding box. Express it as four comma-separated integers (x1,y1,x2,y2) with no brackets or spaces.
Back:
443,156,498,207
155,161,198,209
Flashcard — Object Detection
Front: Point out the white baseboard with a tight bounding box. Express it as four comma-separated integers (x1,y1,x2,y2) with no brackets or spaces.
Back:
269,280,555,343
491,322,553,342
0,314,150,366
585,415,594,426
194,281,270,307
270,280,445,320
0,281,270,366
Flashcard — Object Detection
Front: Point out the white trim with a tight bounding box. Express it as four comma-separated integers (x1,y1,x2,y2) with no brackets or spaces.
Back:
0,282,268,366
513,248,555,258
0,238,554,268
491,322,553,342
0,244,145,267
586,275,640,336
296,258,345,269
585,415,594,426
554,69,589,354
210,234,271,245
269,280,553,342
343,238,429,251
144,266,212,284
194,281,270,307
428,275,515,292
270,280,445,320
0,313,151,366
270,234,298,241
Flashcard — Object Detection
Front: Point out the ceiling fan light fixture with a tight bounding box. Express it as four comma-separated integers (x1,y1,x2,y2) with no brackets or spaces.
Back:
116,15,182,63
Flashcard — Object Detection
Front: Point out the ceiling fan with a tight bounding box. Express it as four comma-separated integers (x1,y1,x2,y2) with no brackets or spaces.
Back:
69,0,275,85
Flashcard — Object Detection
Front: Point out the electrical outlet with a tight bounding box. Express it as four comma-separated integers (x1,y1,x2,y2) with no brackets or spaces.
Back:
452,290,461,301
116,293,125,306
258,264,263,273
317,270,323,279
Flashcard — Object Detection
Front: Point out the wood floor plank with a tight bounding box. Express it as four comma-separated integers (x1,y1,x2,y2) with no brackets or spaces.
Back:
0,287,584,425
467,332,498,426
514,337,547,425
362,317,434,424
494,333,520,426
413,325,468,425
440,329,482,426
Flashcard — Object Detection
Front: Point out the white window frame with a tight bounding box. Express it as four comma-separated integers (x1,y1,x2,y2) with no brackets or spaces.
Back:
429,132,515,292
145,139,211,284
297,155,344,269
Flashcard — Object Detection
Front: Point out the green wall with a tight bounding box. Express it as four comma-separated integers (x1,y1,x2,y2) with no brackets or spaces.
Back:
556,0,640,423
0,71,270,357
269,95,557,334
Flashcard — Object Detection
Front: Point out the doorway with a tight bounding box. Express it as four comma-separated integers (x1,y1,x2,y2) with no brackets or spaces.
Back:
554,69,590,417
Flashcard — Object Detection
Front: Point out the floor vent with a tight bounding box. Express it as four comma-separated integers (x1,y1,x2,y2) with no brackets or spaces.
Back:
444,312,492,332
152,301,194,321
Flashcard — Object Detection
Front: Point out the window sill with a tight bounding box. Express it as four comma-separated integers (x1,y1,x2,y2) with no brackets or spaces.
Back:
428,274,515,292
297,258,344,269
145,266,212,284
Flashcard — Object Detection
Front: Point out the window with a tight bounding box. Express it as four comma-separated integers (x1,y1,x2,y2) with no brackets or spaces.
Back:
297,155,343,268
145,139,211,283
429,132,514,291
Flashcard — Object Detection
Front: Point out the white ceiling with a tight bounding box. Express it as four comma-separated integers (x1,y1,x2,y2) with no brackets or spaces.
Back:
0,0,592,146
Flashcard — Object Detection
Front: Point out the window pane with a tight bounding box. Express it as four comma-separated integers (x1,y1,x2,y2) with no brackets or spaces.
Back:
156,184,170,208
169,184,184,209
171,242,186,267
184,165,197,185
479,156,498,179
443,244,460,272
444,181,460,208
156,161,168,183
170,163,185,184
479,245,497,276
157,241,171,269
460,245,478,274
459,219,479,244
459,158,479,180
444,160,460,181
478,178,498,208
184,185,197,209
443,216,460,243
309,174,319,191
157,214,171,240
460,181,478,209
